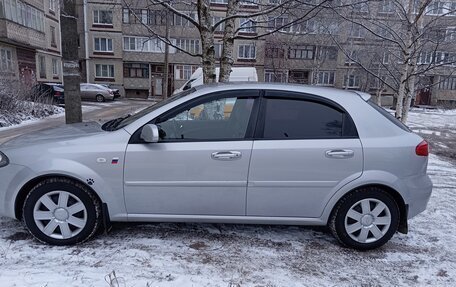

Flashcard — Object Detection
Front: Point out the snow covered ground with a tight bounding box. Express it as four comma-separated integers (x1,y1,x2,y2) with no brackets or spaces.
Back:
0,109,455,287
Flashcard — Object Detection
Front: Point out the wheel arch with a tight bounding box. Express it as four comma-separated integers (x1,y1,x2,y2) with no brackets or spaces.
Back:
14,174,104,220
329,183,408,234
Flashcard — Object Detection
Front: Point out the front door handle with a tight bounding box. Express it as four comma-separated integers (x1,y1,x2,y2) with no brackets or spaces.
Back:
325,149,354,159
211,151,242,160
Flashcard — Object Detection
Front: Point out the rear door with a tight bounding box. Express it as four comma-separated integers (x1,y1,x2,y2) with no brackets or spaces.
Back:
247,90,363,218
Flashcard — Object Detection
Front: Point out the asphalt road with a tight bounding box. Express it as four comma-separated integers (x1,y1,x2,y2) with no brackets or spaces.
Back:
0,99,153,144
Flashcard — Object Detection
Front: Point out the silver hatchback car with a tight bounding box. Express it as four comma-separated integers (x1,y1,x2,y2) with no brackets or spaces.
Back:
0,83,432,249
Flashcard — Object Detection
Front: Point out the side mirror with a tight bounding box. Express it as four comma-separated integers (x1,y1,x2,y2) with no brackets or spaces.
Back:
140,124,159,143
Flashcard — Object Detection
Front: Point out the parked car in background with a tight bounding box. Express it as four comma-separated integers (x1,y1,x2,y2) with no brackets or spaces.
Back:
29,83,64,104
100,84,121,99
80,83,115,102
0,83,432,249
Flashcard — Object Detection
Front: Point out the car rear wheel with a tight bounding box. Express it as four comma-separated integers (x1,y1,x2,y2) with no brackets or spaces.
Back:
329,187,400,250
96,94,105,102
23,178,101,245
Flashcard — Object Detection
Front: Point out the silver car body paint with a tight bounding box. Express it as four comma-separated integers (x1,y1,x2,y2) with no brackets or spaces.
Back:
0,83,432,226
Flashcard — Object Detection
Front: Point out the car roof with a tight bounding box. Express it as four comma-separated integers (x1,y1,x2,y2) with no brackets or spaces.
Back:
192,82,370,102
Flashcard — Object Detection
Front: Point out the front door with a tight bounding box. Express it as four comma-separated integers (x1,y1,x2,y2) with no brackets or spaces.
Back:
124,90,259,216
247,91,363,218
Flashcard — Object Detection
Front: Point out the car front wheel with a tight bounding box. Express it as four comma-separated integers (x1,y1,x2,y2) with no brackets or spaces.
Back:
329,187,400,250
96,94,105,102
23,178,101,245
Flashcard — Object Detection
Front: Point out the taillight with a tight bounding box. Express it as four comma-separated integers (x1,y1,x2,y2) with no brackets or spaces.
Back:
55,91,61,96
416,140,429,156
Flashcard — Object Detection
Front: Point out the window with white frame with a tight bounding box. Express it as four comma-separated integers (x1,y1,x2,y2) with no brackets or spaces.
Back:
2,0,44,31
94,38,113,52
344,74,360,88
240,0,258,6
383,52,390,64
210,0,228,4
289,46,314,59
264,70,288,83
175,65,198,80
214,43,222,59
212,16,225,32
122,8,129,23
174,12,197,27
425,1,446,15
418,51,434,64
345,50,359,64
267,16,290,32
238,44,256,59
240,18,256,33
315,71,335,86
349,24,365,38
52,58,59,76
0,48,13,71
175,38,200,54
353,1,368,12
123,37,165,53
95,64,114,78
378,0,395,13
445,28,456,41
438,77,456,90
93,10,113,25
49,0,56,12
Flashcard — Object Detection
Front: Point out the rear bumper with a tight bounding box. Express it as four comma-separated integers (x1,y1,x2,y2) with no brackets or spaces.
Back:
403,174,433,219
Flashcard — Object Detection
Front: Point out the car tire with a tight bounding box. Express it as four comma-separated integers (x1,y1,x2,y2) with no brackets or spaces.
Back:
22,178,101,245
329,187,400,250
96,94,105,102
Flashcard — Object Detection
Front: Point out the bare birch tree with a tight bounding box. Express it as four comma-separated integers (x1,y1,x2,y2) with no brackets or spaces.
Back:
332,0,456,122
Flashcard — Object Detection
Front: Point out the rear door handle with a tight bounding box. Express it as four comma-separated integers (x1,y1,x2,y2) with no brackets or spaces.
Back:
325,149,354,159
211,151,242,160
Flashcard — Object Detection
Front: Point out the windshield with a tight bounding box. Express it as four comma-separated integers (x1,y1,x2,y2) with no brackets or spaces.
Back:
105,88,196,131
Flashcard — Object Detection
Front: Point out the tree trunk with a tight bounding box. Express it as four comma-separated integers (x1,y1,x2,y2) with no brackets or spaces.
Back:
198,0,216,84
60,0,82,124
401,72,417,122
219,0,240,82
376,88,383,106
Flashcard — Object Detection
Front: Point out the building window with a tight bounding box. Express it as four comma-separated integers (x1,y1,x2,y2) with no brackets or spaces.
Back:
240,18,256,33
210,0,229,4
52,58,59,76
318,46,338,60
2,0,44,31
95,64,114,78
175,38,200,54
344,74,360,88
123,37,165,53
289,46,315,60
345,50,360,64
212,16,225,32
39,55,46,78
94,38,113,52
438,77,456,90
315,71,335,86
123,63,149,78
445,28,456,41
238,44,256,59
0,48,13,71
349,24,365,39
175,12,197,27
265,47,284,58
175,65,198,80
379,0,395,14
50,26,56,47
148,9,168,25
122,8,129,23
267,16,290,32
93,10,113,25
49,0,56,12
264,70,288,83
240,0,258,6
214,43,222,59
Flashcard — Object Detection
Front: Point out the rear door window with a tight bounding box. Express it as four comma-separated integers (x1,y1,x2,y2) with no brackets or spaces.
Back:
260,91,358,139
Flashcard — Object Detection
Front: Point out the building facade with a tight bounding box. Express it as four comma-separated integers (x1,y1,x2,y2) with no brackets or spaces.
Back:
76,0,456,106
0,0,62,87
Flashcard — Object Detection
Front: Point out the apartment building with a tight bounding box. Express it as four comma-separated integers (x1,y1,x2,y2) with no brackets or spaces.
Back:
76,0,265,98
76,0,455,106
0,0,62,86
